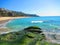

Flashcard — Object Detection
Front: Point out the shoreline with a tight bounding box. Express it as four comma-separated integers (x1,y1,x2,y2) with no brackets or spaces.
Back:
0,17,29,24
0,17,30,33
0,17,28,21
0,17,29,28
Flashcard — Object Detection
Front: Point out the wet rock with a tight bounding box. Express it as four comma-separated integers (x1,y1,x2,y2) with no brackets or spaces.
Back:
24,26,42,33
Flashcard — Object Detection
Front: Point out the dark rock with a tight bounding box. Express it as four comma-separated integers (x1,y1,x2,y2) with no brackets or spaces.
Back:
24,26,42,33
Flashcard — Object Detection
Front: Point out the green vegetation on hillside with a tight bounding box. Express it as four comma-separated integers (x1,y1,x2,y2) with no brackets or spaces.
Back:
0,8,39,17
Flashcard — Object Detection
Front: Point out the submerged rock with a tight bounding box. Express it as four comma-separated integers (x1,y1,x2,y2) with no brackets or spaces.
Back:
24,26,42,33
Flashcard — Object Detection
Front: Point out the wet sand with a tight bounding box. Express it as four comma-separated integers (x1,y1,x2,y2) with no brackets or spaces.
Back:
0,19,10,24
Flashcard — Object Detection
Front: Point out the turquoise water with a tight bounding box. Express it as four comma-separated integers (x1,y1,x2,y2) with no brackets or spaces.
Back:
6,17,60,32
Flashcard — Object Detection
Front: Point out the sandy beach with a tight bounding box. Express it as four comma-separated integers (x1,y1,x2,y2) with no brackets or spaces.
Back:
0,17,29,33
0,17,29,28
0,17,30,27
0,17,28,24
0,17,27,21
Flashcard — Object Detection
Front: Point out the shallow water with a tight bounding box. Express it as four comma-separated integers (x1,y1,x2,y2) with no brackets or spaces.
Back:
0,16,60,43
6,17,60,32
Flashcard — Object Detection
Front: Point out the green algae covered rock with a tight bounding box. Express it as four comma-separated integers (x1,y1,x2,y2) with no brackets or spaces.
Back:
0,26,45,45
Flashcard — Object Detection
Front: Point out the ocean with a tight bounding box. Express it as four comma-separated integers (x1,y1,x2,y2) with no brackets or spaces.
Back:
1,16,60,43
6,16,60,33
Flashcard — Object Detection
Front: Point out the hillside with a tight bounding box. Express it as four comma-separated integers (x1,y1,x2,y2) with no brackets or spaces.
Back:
0,8,39,17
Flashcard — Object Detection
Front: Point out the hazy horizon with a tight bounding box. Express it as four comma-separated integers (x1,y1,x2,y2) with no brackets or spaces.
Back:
0,0,60,16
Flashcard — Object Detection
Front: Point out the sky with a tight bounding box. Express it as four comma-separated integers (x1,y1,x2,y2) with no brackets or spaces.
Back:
0,0,60,16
